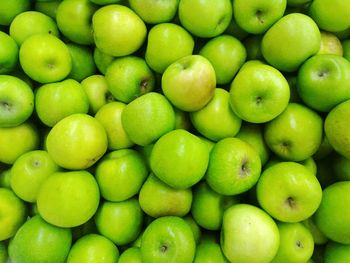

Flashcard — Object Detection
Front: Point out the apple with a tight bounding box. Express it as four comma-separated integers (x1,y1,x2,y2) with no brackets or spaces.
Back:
0,242,6,263
92,4,147,57
233,0,287,34
93,47,115,75
34,0,61,20
343,39,350,61
183,215,202,244
19,33,72,83
224,16,249,40
178,0,232,38
162,55,216,111
194,238,230,263
0,31,18,74
174,107,191,130
229,61,290,123
145,23,194,74
221,204,280,263
0,0,30,26
9,10,59,45
35,79,90,127
324,242,350,262
265,156,317,176
0,169,11,189
150,129,209,189
118,247,142,263
105,56,155,103
141,216,196,263
262,13,321,72
95,198,144,246
10,150,59,202
56,0,98,45
138,173,192,218
0,75,34,127
317,31,343,56
332,153,350,181
303,216,328,245
190,88,242,141
8,215,72,263
257,162,322,222
244,35,263,61
66,234,119,263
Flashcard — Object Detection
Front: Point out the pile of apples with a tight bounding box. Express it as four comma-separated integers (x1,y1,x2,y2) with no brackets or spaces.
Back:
1,0,350,262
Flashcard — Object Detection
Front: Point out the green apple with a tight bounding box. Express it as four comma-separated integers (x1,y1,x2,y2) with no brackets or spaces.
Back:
121,92,175,146
35,79,89,127
271,222,314,263
93,47,115,74
0,242,6,263
309,0,350,32
265,156,317,176
105,56,155,103
37,170,100,228
343,39,350,61
0,31,18,74
162,55,216,111
46,113,108,169
207,137,261,195
0,169,11,189
34,0,61,20
141,216,196,263
183,215,202,244
233,0,287,34
244,35,263,61
0,121,39,164
190,88,242,141
314,181,350,244
150,129,209,189
10,150,59,202
95,198,143,245
262,13,321,72
324,242,350,263
194,238,229,263
191,181,239,231
224,16,249,40
312,135,333,160
0,75,34,127
318,31,343,56
221,204,280,263
178,0,232,38
56,0,98,45
325,99,350,159
8,215,72,263
67,43,96,82
93,4,147,56
0,188,26,241
174,107,191,130
332,153,350,181
95,149,148,201
129,0,179,24
145,23,194,74
199,35,246,84
297,55,350,112
257,162,322,222
139,173,192,218
236,122,270,165
67,234,119,263
118,247,141,263
95,102,134,150
19,34,72,83
9,11,59,45
264,103,323,161
303,216,328,245
0,0,30,26
230,60,290,123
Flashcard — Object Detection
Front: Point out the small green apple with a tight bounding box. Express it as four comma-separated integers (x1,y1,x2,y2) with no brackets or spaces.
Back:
0,31,18,74
324,242,350,263
318,31,343,56
93,47,115,75
183,215,202,244
118,247,141,263
0,0,30,26
194,238,229,263
34,0,61,20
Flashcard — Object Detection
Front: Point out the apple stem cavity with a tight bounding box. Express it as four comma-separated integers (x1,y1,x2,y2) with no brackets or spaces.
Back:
286,197,296,208
296,240,303,249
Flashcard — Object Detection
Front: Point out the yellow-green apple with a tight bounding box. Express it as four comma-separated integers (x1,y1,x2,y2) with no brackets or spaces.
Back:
118,247,141,263
0,31,18,74
34,0,61,20
324,242,350,262
93,47,115,74
317,31,343,56
0,0,30,26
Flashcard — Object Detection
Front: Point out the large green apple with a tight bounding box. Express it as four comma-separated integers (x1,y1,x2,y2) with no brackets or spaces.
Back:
0,0,30,26
0,31,18,74
118,247,141,263
324,242,350,263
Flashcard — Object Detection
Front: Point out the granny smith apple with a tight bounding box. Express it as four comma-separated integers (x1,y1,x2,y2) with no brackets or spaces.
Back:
324,242,350,263
8,215,72,263
264,103,323,161
92,4,147,56
262,13,321,72
0,242,6,263
129,0,179,24
118,247,141,263
297,54,350,112
67,234,119,263
150,129,209,189
10,150,59,202
194,238,229,263
162,55,216,111
207,137,261,195
229,60,290,123
303,216,328,245
265,156,317,176
141,216,196,263
233,0,287,34
174,107,191,130
184,215,202,244
0,0,30,26
318,31,343,56
95,198,143,245
178,0,232,38
121,92,175,146
9,10,59,45
46,113,108,169
145,23,194,74
190,88,242,141
139,173,192,218
35,79,89,127
257,162,322,222
0,169,11,189
221,204,280,263
95,149,148,201
0,31,18,74
34,0,61,20
0,188,26,241
93,47,115,74
19,33,72,83
0,74,34,127
105,56,155,103
56,0,98,45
